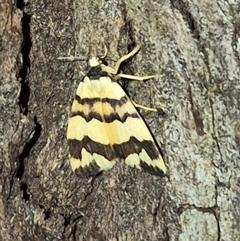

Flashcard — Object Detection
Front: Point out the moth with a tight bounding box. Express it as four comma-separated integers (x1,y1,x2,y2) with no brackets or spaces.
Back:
66,45,166,176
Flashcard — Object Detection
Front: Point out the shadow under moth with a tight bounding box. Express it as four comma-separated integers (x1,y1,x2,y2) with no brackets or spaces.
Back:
65,45,166,176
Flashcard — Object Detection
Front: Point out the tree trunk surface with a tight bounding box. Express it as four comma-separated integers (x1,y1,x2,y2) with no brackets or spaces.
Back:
0,0,239,240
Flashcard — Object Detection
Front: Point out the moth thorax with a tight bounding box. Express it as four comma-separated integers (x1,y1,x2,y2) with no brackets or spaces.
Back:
89,57,100,67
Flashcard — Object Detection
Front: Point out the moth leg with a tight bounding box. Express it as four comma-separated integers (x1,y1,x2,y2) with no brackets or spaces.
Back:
101,45,141,75
131,100,157,112
113,44,141,74
80,71,85,76
114,73,155,81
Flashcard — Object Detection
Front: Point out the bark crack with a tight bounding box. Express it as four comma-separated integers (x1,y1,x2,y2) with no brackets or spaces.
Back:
17,0,32,115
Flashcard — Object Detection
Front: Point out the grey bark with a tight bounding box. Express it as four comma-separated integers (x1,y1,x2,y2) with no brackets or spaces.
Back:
0,0,239,240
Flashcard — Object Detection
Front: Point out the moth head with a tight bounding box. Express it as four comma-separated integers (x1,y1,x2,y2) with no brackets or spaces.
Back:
89,45,108,67
89,57,101,67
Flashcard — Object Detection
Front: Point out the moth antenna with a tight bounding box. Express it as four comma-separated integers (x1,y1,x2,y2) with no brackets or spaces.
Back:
99,44,108,60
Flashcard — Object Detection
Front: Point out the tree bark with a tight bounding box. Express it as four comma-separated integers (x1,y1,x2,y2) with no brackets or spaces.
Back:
1,0,239,240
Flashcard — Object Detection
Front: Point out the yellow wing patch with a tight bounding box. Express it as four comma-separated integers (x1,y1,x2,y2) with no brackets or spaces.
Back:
67,45,166,176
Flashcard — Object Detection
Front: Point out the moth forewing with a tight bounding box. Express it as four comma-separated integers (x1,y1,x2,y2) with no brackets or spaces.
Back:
67,46,166,176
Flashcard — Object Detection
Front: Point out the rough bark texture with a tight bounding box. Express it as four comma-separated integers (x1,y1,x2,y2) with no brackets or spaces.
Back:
0,0,239,240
